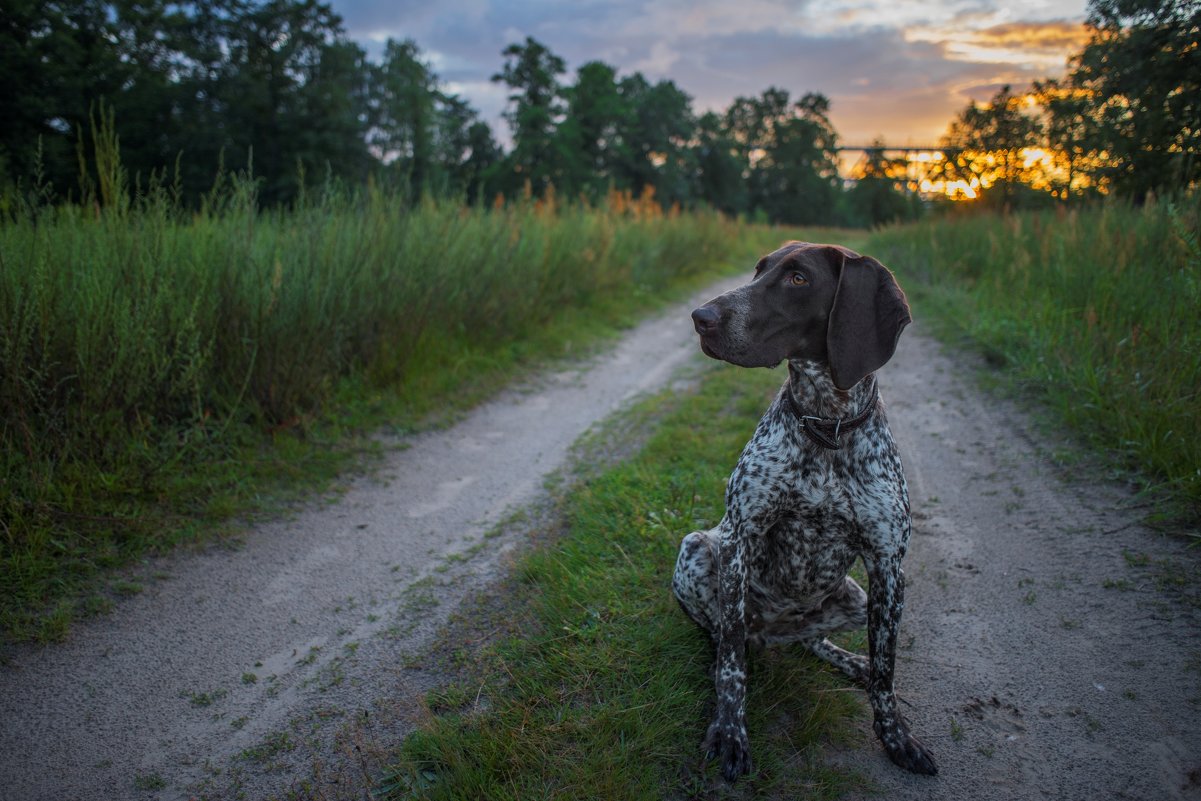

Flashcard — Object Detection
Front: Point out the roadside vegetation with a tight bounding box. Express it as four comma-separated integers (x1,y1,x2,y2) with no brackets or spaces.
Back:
868,198,1201,525
0,137,796,643
377,361,865,800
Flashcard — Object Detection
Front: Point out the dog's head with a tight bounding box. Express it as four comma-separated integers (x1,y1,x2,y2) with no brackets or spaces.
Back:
691,242,911,390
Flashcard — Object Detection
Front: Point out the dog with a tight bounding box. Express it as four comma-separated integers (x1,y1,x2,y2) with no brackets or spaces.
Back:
672,241,937,779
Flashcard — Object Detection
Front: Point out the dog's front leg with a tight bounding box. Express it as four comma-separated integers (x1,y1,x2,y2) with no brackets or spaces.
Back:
704,520,753,781
863,550,938,775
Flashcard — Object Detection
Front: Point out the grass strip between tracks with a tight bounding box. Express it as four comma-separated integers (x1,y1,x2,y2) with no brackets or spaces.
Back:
377,360,866,800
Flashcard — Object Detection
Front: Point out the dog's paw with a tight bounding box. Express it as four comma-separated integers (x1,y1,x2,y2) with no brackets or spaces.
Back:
874,715,938,775
885,730,938,775
703,716,753,781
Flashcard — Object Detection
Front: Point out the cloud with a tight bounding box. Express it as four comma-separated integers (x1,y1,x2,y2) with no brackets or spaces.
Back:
965,20,1092,55
631,40,683,74
617,0,814,38
902,17,1090,70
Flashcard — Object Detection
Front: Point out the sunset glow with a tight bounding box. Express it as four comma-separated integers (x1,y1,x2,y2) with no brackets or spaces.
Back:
846,144,1100,201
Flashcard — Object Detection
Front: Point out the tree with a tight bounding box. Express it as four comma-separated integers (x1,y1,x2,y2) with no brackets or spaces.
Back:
293,39,373,189
458,120,503,201
0,0,381,206
0,0,182,195
846,139,922,226
368,39,500,199
1032,77,1097,199
693,111,748,215
371,38,439,194
433,93,502,199
725,88,842,224
940,85,1043,207
613,75,696,206
556,60,628,196
491,36,566,194
1066,0,1201,199
211,0,368,204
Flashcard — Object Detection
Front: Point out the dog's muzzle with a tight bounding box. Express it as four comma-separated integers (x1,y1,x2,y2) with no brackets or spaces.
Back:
691,305,720,336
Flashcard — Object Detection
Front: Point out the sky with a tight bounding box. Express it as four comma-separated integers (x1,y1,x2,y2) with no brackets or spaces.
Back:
326,0,1093,148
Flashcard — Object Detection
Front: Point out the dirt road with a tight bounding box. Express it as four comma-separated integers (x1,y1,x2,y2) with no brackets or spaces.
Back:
2,270,1199,801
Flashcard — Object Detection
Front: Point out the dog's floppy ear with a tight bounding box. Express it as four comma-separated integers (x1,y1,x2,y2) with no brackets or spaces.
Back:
825,246,911,390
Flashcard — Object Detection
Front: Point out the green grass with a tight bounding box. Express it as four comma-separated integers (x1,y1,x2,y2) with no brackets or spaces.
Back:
867,199,1201,526
376,361,865,801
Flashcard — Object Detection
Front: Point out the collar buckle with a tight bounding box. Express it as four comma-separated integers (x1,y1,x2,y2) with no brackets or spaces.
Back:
800,416,843,449
790,378,878,450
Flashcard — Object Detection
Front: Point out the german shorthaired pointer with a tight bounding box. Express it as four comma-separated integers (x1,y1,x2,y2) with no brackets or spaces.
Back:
672,241,937,779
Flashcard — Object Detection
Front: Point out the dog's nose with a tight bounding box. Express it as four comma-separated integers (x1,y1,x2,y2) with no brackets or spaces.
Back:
691,305,720,335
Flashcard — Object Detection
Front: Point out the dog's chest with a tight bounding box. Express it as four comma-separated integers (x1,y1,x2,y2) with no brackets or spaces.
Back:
727,413,865,524
748,466,860,592
728,411,898,596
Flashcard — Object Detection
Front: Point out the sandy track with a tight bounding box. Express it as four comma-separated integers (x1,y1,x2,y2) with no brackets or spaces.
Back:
2,271,1199,801
834,329,1201,800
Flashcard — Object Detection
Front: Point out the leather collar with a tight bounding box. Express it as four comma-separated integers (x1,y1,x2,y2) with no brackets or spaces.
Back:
785,377,879,450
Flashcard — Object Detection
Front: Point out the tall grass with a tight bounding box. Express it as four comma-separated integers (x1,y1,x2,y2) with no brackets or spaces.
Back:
867,199,1201,523
0,169,757,642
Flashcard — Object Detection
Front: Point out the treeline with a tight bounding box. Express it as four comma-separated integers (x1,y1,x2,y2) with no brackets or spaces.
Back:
1,0,497,207
0,0,902,225
2,0,1196,221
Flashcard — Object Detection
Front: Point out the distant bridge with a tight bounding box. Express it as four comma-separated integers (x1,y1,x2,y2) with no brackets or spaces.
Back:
835,145,945,152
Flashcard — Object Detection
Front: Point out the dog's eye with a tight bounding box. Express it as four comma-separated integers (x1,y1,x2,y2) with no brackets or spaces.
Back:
789,272,808,287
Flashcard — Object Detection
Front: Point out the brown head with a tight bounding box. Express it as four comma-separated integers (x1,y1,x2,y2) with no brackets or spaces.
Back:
690,242,911,390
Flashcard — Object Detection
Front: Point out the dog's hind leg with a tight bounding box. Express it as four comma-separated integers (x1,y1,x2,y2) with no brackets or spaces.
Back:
672,529,720,635
806,638,870,686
